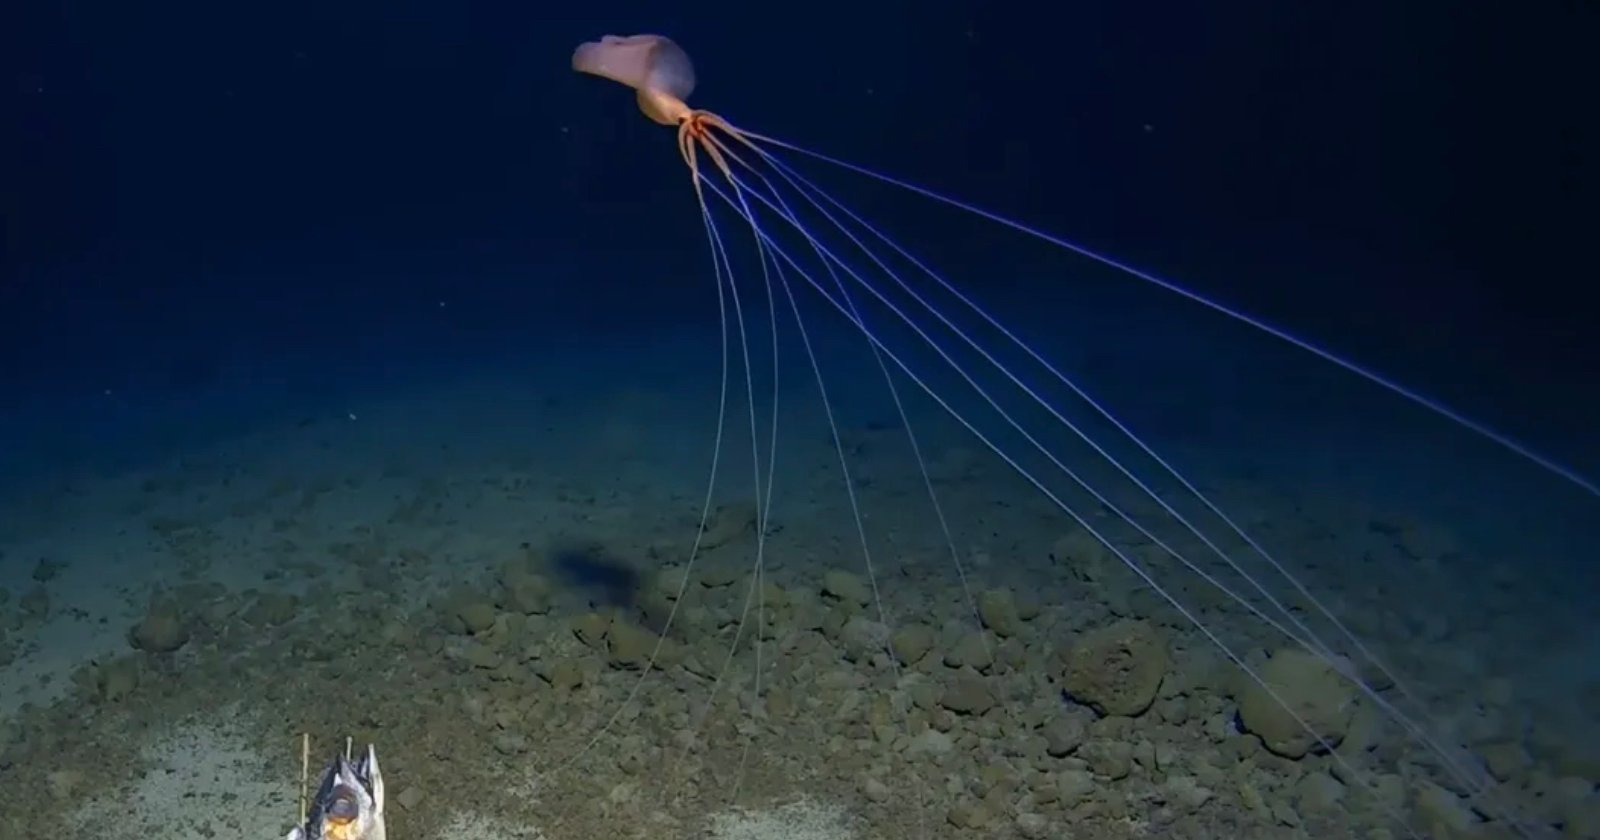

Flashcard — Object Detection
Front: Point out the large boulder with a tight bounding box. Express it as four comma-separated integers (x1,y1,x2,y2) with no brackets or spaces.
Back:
1061,619,1168,716
1236,647,1356,758
129,603,189,653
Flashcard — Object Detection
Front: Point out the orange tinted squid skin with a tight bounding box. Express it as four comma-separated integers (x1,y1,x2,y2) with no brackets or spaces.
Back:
571,34,760,191
571,34,696,105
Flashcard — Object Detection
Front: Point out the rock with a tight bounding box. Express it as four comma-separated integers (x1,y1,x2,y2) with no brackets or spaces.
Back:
1041,716,1087,757
96,658,140,702
1080,739,1132,779
696,563,742,588
1057,769,1095,804
379,620,416,649
32,557,64,583
615,737,648,774
1532,720,1600,780
945,802,991,829
500,573,550,615
45,769,83,800
1413,781,1475,838
456,602,497,635
492,731,529,756
1015,812,1049,840
944,632,994,670
821,570,871,607
571,612,611,648
701,502,757,549
681,647,718,680
465,645,503,670
978,589,1023,637
635,587,671,632
1167,775,1214,812
1156,695,1190,725
607,622,661,669
890,623,935,665
839,616,889,662
542,659,584,691
765,688,795,719
859,776,891,803
394,786,423,811
1390,517,1462,563
940,674,996,715
1561,791,1600,839
20,587,49,621
1014,591,1042,621
1294,771,1345,813
129,603,189,653
1236,648,1355,758
244,592,299,627
1051,530,1112,575
653,566,690,598
905,729,954,759
1061,619,1167,716
1478,740,1531,783
1553,775,1594,810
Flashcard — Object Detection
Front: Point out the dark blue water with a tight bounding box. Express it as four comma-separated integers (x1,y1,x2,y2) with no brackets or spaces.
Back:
2,3,1595,839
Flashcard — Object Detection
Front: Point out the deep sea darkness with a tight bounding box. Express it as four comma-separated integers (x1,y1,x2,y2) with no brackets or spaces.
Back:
2,1,1596,465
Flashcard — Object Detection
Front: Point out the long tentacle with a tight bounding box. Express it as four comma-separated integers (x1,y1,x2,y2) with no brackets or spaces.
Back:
714,136,783,808
717,124,1500,803
533,139,736,808
702,128,1000,680
709,136,941,839
700,171,1437,838
732,129,1597,499
724,155,1514,823
670,111,1529,834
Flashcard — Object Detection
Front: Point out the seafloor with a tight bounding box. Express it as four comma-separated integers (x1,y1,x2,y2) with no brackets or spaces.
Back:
0,325,1594,840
